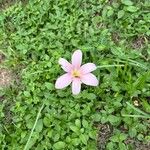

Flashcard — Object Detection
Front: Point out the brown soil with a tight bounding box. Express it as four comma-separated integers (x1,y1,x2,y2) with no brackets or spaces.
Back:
97,124,113,150
125,138,150,150
97,124,150,150
111,32,120,44
0,68,12,87
0,0,16,10
0,53,13,123
0,0,28,10
132,36,145,49
0,53,13,87
4,104,12,124
0,53,5,63
0,95,4,102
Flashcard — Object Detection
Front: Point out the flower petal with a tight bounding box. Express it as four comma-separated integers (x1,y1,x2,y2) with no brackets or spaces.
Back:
80,63,97,74
72,50,82,68
59,58,72,72
81,73,98,86
72,78,81,95
55,73,72,89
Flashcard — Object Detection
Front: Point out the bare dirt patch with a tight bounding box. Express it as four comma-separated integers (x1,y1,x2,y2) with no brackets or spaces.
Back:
132,36,145,49
0,52,13,87
97,124,113,150
97,123,150,150
0,54,14,123
0,0,28,10
0,0,16,10
0,54,5,63
0,68,12,87
111,32,120,44
125,138,150,150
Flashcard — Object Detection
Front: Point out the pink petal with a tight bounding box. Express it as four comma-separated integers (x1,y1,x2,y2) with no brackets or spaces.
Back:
81,73,98,86
72,50,82,68
55,73,72,89
59,58,72,72
72,78,81,95
80,63,97,74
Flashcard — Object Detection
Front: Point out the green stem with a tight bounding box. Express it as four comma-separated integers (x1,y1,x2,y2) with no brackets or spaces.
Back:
122,114,150,119
97,64,124,68
23,103,44,150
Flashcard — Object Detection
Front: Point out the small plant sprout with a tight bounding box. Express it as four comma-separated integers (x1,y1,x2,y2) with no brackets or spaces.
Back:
55,50,98,95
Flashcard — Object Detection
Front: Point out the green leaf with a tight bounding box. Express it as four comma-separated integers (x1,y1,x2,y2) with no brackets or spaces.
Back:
133,71,150,90
24,91,31,97
126,6,138,12
106,142,114,149
111,133,127,143
45,82,53,90
75,119,81,128
108,115,121,125
53,141,66,149
26,137,37,150
137,134,144,141
111,135,119,142
129,128,137,137
70,125,79,133
89,131,96,139
142,99,150,112
121,0,133,5
35,119,43,132
80,134,89,145
93,113,101,122
82,119,89,128
43,117,50,127
47,130,53,138
53,134,60,142
119,143,126,150
118,10,125,19
72,138,80,146
87,93,96,100
119,133,127,141
107,9,114,17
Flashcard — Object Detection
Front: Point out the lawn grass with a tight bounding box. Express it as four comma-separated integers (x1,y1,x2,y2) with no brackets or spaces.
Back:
0,0,150,149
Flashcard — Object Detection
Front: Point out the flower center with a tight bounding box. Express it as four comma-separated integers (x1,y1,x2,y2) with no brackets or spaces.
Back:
72,69,80,77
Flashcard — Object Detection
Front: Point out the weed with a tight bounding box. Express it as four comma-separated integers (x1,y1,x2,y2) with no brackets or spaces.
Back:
0,0,150,149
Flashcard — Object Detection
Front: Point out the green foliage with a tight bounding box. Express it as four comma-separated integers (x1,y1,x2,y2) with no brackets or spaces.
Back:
0,0,150,149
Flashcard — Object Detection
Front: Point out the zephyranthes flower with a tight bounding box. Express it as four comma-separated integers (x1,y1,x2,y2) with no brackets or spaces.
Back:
55,50,98,95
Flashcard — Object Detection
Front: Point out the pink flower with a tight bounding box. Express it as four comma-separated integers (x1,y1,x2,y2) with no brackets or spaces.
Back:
55,50,98,95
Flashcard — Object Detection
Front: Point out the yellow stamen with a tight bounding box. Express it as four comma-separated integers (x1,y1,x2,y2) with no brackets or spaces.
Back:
72,69,80,77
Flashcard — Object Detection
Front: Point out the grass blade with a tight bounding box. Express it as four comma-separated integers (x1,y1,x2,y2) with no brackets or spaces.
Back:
97,64,124,69
122,114,150,119
126,102,149,116
23,103,44,150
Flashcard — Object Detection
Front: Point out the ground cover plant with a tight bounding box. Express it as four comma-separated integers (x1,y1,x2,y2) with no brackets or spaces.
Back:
0,0,150,149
